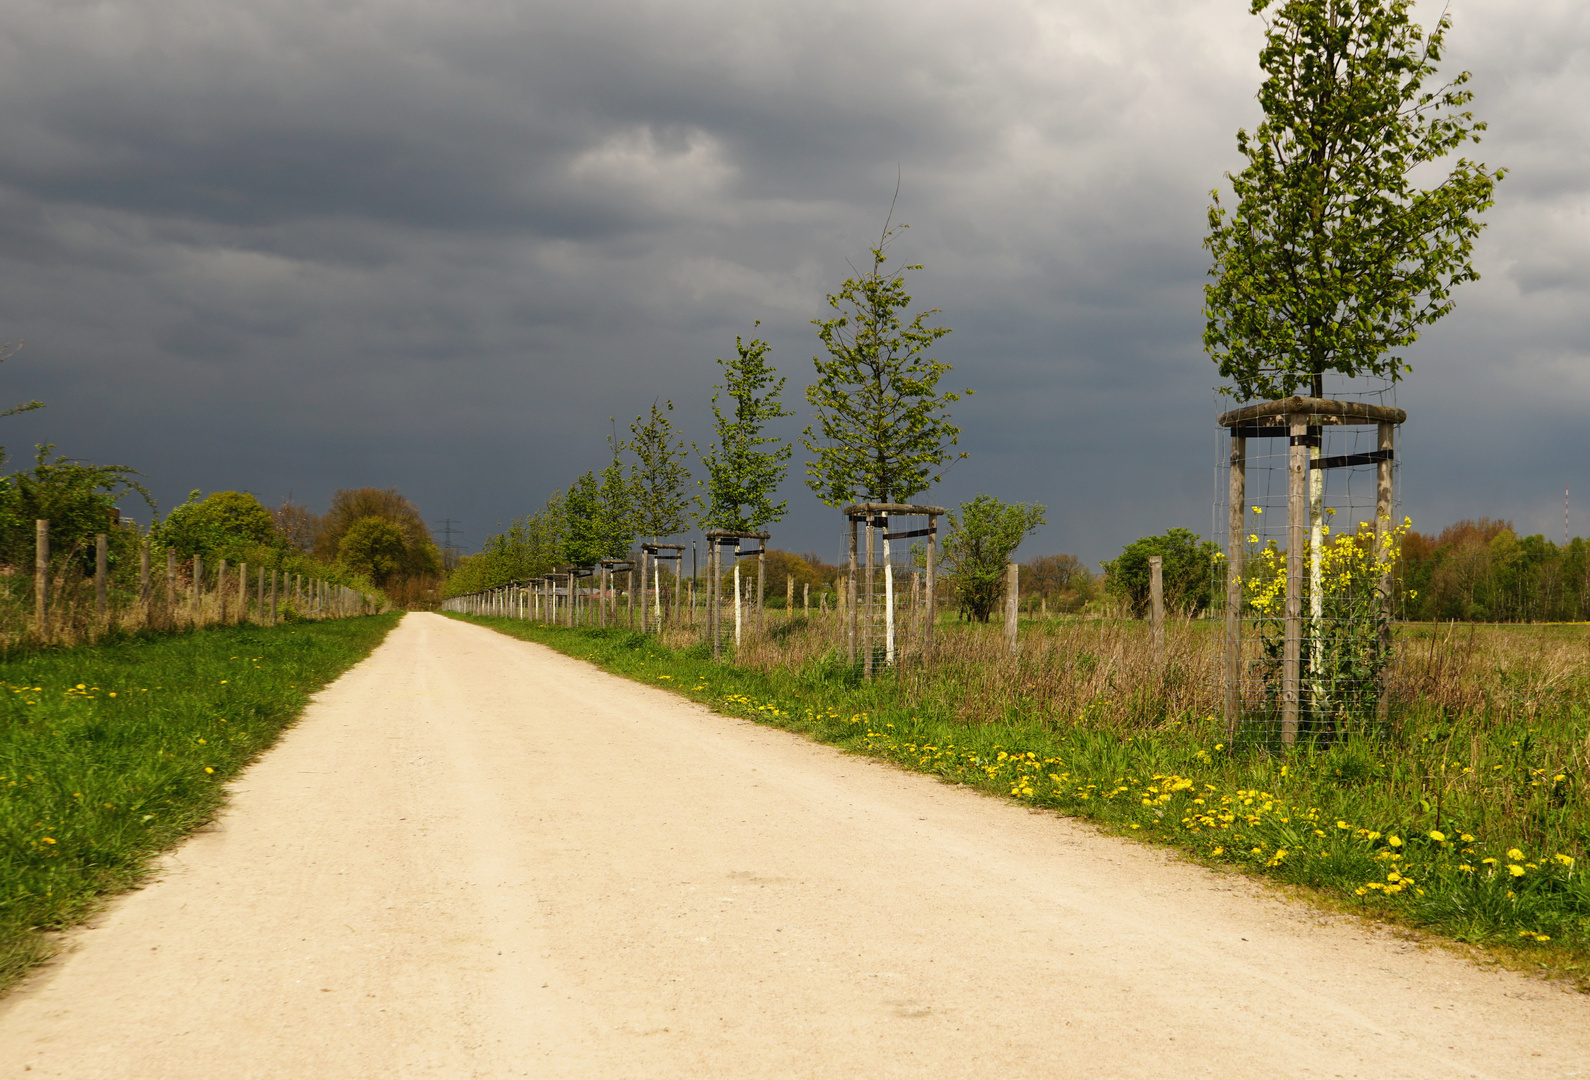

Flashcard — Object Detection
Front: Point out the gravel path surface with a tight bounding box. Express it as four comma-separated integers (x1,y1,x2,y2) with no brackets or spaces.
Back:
1,611,1585,1078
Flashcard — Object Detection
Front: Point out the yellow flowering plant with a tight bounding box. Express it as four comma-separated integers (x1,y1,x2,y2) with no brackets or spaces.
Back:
1243,516,1410,733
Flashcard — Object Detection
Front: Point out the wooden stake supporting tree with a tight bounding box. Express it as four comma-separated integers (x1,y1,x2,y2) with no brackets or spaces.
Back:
841,503,942,678
1219,396,1404,745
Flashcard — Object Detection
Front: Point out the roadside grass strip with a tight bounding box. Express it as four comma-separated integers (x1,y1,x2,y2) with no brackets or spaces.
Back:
455,616,1590,984
0,613,402,992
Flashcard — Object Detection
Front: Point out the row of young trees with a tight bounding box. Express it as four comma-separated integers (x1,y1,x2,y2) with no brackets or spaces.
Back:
446,216,1045,608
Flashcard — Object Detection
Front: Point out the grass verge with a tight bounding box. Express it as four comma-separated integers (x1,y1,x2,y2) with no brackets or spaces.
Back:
0,613,402,993
453,614,1589,988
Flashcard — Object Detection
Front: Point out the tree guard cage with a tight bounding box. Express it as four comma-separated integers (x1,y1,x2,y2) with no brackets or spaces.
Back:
704,529,769,659
599,558,632,627
1218,396,1404,746
639,543,684,634
842,503,943,679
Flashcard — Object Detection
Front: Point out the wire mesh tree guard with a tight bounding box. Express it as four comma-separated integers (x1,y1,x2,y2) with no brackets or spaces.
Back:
1218,395,1405,746
842,503,943,679
704,529,769,658
639,543,683,633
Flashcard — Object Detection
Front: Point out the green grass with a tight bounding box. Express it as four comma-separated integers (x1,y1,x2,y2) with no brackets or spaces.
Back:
0,613,401,992
455,614,1590,986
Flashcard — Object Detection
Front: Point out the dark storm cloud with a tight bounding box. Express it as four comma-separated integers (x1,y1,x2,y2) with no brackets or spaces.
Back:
0,0,1580,564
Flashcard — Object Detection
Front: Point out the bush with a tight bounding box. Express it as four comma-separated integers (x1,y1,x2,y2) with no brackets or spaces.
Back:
1104,528,1220,617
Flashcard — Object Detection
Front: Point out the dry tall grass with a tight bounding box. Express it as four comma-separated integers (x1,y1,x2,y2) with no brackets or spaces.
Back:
0,560,383,649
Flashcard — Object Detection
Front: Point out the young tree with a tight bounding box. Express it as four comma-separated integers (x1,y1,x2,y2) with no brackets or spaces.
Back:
939,495,1046,623
804,219,970,659
698,327,792,532
1204,0,1502,402
803,224,966,506
629,400,697,541
597,435,638,560
560,471,605,567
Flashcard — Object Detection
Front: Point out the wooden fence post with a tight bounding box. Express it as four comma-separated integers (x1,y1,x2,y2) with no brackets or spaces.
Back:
270,570,278,623
1004,562,1019,656
786,573,794,620
1225,432,1246,738
924,513,938,663
166,547,177,625
140,540,151,625
34,519,48,638
846,520,858,667
218,559,229,623
95,533,108,623
238,562,248,623
192,555,203,622
1149,555,1165,664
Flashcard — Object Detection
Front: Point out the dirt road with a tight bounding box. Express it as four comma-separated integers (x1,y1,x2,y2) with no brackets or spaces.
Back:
0,612,1585,1078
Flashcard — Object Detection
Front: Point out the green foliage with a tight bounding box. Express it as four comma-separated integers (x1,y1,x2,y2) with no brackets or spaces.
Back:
803,224,967,506
629,401,697,541
939,494,1046,622
315,488,441,581
699,326,793,531
0,614,400,992
443,494,567,597
560,457,636,569
337,517,409,587
1204,0,1502,400
0,445,153,571
598,438,638,559
152,490,272,562
1103,528,1220,617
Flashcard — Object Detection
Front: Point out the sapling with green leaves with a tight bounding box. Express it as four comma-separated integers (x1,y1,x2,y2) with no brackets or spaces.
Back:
1205,0,1500,719
630,400,697,617
803,220,969,661
940,495,1046,623
698,325,793,644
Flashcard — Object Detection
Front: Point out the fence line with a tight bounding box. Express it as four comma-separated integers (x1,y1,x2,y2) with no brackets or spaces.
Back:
7,518,383,647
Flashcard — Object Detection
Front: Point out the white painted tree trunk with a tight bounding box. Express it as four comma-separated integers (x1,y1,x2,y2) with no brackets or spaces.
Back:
882,534,896,666
1309,440,1325,713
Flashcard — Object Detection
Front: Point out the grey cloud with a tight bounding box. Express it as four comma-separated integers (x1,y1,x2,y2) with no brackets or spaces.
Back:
0,0,1583,563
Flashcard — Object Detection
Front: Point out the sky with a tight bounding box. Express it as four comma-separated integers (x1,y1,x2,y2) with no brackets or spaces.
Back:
0,0,1584,569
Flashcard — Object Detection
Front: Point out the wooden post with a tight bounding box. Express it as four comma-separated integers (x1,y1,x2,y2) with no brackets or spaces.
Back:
218,559,229,623
1004,562,1019,656
847,518,858,669
803,580,809,617
924,514,938,662
270,570,278,623
1376,420,1396,700
1149,555,1164,663
140,540,151,625
95,533,108,623
786,573,794,620
257,566,265,624
237,562,247,623
166,548,177,624
1224,433,1247,738
34,519,48,638
864,514,875,679
757,547,766,635
1284,411,1307,746
192,555,203,621
707,542,717,658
